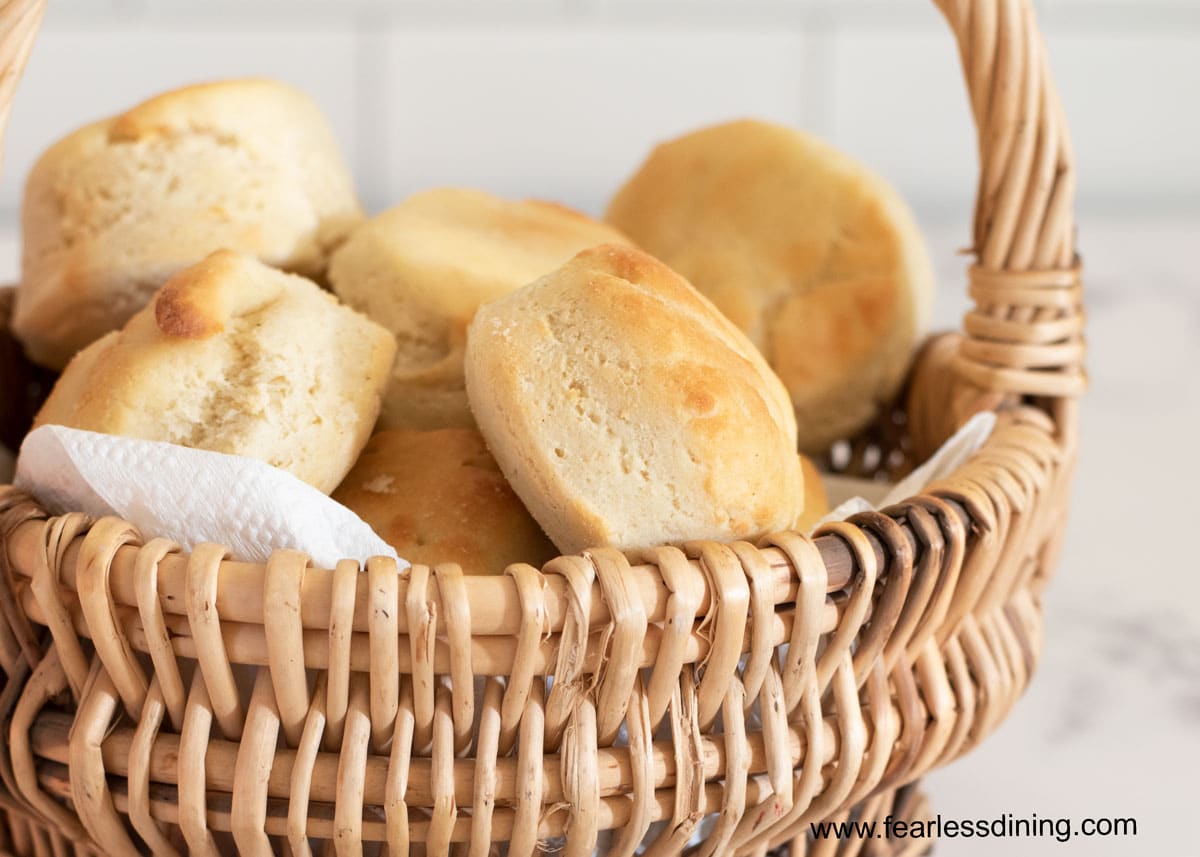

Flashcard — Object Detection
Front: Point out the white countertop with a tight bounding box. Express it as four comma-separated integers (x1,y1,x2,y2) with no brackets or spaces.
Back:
1,215,1196,855
921,215,1200,856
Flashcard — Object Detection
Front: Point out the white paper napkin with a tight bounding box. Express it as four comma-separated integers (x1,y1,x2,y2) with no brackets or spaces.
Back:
13,416,995,855
15,425,404,569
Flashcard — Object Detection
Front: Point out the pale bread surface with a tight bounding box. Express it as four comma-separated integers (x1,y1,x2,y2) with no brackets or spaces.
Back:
607,119,933,452
14,78,362,369
328,188,633,430
333,428,557,575
465,244,804,554
34,250,395,494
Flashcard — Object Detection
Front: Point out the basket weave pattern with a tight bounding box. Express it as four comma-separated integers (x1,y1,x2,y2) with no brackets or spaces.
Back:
0,0,1084,854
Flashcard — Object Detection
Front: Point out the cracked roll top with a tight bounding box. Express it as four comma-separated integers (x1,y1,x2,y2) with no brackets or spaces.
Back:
13,78,363,370
33,250,396,494
465,243,805,554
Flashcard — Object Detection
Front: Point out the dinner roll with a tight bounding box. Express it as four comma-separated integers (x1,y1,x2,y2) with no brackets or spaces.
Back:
465,244,804,554
607,119,933,453
34,250,395,493
333,429,558,575
14,78,362,369
328,188,634,430
796,454,830,532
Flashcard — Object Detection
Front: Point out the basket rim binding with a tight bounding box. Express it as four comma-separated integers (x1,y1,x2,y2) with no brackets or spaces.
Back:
0,0,1084,854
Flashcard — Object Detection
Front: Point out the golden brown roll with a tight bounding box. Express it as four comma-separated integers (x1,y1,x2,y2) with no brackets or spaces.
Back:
333,428,558,575
14,79,362,369
796,454,830,532
328,188,634,430
34,250,395,494
465,243,804,555
607,119,934,453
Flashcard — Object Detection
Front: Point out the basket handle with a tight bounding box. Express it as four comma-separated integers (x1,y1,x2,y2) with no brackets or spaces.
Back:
935,0,1086,406
0,0,44,181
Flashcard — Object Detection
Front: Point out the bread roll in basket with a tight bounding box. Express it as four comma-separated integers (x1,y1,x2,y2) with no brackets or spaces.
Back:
0,0,1085,854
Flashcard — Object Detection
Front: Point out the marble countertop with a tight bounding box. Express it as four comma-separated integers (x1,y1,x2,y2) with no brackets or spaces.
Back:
1,215,1196,855
921,215,1200,856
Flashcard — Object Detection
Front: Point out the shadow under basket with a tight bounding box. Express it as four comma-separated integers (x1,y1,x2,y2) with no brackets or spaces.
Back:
0,0,1085,854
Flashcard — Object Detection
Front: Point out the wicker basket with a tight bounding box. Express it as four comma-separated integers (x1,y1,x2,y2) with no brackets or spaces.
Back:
0,0,1085,854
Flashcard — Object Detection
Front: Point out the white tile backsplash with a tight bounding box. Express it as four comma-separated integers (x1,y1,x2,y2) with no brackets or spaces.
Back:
1043,28,1200,209
372,26,809,216
825,22,976,225
1,22,360,213
0,0,1195,222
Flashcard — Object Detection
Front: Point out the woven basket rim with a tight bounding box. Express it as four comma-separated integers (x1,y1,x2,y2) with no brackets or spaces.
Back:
0,0,1085,853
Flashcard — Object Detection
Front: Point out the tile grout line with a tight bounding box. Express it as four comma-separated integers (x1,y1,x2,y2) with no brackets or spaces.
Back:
352,9,392,214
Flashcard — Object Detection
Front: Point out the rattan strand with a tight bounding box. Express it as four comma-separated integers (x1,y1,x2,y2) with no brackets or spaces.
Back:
0,0,1082,854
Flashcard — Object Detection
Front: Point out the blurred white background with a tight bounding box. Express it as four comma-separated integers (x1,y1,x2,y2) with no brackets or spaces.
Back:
1,1,1198,855
2,0,1199,226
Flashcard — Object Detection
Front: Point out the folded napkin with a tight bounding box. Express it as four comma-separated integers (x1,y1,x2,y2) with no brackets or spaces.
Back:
15,425,403,569
12,414,994,570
